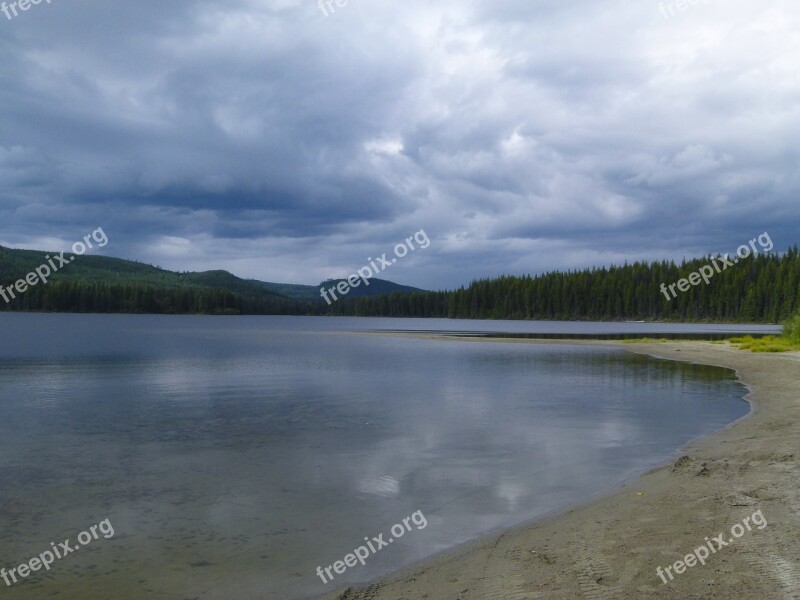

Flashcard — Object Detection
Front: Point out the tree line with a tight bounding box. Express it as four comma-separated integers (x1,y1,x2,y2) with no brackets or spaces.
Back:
328,247,800,322
0,280,311,315
2,247,799,322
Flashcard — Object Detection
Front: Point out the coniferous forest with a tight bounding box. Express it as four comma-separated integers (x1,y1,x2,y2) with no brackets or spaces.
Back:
329,248,800,323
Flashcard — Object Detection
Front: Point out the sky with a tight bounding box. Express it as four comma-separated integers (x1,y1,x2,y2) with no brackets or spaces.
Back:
0,0,798,290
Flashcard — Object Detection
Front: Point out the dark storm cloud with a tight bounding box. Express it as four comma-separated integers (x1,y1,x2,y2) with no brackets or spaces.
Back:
0,0,798,288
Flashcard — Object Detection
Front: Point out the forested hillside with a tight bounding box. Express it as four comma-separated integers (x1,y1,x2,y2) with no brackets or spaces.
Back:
0,247,418,315
0,248,311,315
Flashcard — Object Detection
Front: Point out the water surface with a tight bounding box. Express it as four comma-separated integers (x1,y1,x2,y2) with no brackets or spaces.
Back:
0,315,750,599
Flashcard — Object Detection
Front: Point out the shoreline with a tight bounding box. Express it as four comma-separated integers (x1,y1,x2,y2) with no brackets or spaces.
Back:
323,340,800,600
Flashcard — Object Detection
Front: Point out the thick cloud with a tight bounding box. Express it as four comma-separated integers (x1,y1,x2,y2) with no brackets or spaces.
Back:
0,0,798,288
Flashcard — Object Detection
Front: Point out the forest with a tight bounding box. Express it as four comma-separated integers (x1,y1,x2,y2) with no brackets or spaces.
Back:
2,245,799,322
329,248,800,323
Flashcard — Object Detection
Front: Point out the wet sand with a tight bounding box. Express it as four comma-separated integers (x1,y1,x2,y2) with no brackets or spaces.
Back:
325,341,800,600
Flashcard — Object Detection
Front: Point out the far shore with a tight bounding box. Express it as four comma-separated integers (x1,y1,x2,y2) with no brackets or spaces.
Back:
324,339,800,600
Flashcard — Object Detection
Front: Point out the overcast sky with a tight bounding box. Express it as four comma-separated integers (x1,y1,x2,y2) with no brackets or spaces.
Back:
1,0,798,289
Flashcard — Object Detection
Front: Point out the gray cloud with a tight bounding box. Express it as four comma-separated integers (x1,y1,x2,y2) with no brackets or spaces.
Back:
0,0,798,289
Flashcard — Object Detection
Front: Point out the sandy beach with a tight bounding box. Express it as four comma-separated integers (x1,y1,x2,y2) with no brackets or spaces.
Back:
324,340,800,600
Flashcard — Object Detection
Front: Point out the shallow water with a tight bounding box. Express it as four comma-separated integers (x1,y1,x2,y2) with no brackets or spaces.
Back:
0,314,750,599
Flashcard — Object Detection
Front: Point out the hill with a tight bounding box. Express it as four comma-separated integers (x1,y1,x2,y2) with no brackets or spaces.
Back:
0,246,426,314
256,279,422,302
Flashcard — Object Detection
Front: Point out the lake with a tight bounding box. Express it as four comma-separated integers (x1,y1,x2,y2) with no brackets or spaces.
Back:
0,314,762,599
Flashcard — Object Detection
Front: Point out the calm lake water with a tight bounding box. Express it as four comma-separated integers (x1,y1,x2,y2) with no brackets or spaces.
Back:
0,315,756,599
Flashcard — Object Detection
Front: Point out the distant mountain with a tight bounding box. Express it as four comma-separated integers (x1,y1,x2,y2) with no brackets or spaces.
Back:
255,281,323,302
258,278,423,302
0,246,427,314
318,278,423,299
